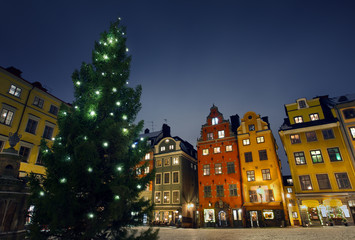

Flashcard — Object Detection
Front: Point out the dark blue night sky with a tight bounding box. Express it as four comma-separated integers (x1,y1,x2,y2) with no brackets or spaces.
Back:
2,0,355,174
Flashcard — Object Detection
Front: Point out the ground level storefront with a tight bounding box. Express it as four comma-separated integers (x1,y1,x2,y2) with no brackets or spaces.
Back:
243,203,286,228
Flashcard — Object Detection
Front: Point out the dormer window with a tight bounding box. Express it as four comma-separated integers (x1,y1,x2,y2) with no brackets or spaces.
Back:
160,146,166,152
212,117,219,125
297,98,308,109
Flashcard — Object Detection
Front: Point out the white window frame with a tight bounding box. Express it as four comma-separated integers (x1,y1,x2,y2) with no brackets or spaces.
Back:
154,191,161,204
0,104,16,126
155,173,162,185
243,139,250,146
212,117,219,125
160,146,166,151
172,190,180,204
172,157,179,165
163,172,170,184
172,171,179,184
218,130,225,138
8,84,22,97
163,191,170,204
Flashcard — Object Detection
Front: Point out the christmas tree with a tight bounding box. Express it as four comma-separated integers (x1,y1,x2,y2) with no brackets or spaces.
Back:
28,18,158,239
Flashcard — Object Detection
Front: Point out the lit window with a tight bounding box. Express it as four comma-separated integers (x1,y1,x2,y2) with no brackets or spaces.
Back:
248,124,255,131
144,167,149,174
145,153,150,160
207,132,213,140
163,191,170,204
306,131,317,142
294,152,306,165
349,127,355,140
33,96,44,108
287,188,292,193
290,134,301,144
245,152,252,162
136,168,141,175
172,157,179,165
259,150,268,161
247,170,255,181
242,139,250,146
203,165,210,176
335,172,351,189
156,159,162,167
218,130,225,138
212,117,219,125
292,212,298,218
226,145,232,152
328,147,342,162
262,169,271,180
257,136,264,143
299,175,313,190
214,147,221,154
316,174,331,190
0,108,14,126
309,113,319,121
294,116,303,124
310,150,323,163
164,158,170,166
343,108,355,119
8,84,22,97
202,149,209,155
215,163,222,174
322,129,335,140
160,146,166,151
169,145,174,150
154,191,161,204
265,189,274,202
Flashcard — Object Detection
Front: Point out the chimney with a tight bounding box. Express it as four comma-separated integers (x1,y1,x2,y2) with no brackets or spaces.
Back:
162,124,171,137
230,114,240,133
144,128,150,134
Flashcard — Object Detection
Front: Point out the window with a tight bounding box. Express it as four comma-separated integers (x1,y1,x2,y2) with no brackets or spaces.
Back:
156,159,162,167
322,129,335,140
218,130,225,138
19,146,31,162
25,118,38,134
242,139,250,145
310,150,323,163
33,96,44,108
349,127,355,140
136,168,142,175
160,146,166,151
36,151,43,165
43,125,54,140
212,117,219,125
335,173,351,189
292,212,298,218
259,150,268,161
309,113,319,121
287,188,293,193
328,147,342,162
298,100,307,109
247,170,255,181
207,133,213,140
316,174,331,190
144,166,149,174
216,185,224,197
214,147,221,154
294,151,306,165
164,158,170,166
299,175,313,190
169,145,174,150
164,172,170,184
215,163,222,174
155,173,161,185
172,171,179,184
290,134,301,144
245,152,252,162
248,124,255,131
265,189,274,202
203,165,210,176
144,153,150,160
257,136,264,143
163,191,170,204
294,116,303,123
249,190,257,202
172,191,180,204
0,108,14,126
204,186,212,198
289,199,296,206
229,184,238,196
8,84,22,97
49,105,58,115
343,109,355,119
227,162,235,174
172,157,179,165
203,149,209,155
226,145,232,152
306,131,317,142
262,169,271,180
154,192,161,204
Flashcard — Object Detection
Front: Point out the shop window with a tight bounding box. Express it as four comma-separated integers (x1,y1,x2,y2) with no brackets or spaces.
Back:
0,108,14,126
155,173,161,185
328,147,342,162
316,174,332,190
294,151,306,165
212,117,219,125
203,149,209,155
215,163,222,174
204,186,212,198
8,84,22,97
290,134,301,144
163,172,170,184
226,145,232,151
322,129,335,140
249,190,257,202
343,108,355,119
259,150,268,161
309,113,319,121
227,162,235,174
154,192,161,204
294,116,303,123
216,185,224,197
257,136,264,143
207,132,213,140
306,131,317,142
245,152,252,162
33,96,44,108
163,191,170,204
263,210,274,220
19,146,31,162
242,139,250,145
310,150,323,163
218,130,225,138
172,191,180,204
214,147,221,154
172,171,179,184
247,170,255,182
299,175,313,190
49,105,58,115
335,172,351,189
229,184,238,196
350,127,355,140
204,209,215,222
203,165,210,176
262,169,271,180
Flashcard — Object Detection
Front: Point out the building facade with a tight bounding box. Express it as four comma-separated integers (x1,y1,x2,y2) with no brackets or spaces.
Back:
283,176,302,226
279,96,355,226
197,105,243,227
0,66,69,177
237,111,287,227
152,135,198,227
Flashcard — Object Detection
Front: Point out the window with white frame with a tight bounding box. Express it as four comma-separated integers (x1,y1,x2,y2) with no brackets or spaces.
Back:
247,170,255,181
145,153,150,160
144,166,150,174
218,130,225,138
243,139,250,146
203,165,210,176
155,173,162,185
229,184,238,196
214,147,221,154
299,175,313,190
172,171,179,184
257,136,264,143
172,157,179,165
164,172,170,184
8,84,22,97
212,117,219,125
163,191,170,204
0,107,15,126
294,116,303,124
226,145,232,152
207,132,213,140
203,149,209,155
309,113,319,121
335,172,351,189
262,169,271,180
294,151,306,165
154,191,161,204
316,174,331,190
215,163,222,174
310,150,323,163
172,190,180,204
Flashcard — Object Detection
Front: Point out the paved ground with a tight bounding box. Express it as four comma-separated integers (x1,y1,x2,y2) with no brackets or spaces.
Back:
136,226,355,240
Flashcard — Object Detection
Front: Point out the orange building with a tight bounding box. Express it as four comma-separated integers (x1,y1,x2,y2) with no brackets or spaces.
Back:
197,105,243,227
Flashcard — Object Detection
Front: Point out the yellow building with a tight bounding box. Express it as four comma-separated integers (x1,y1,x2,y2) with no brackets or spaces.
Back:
0,66,69,177
282,176,302,226
279,96,355,226
237,111,287,227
